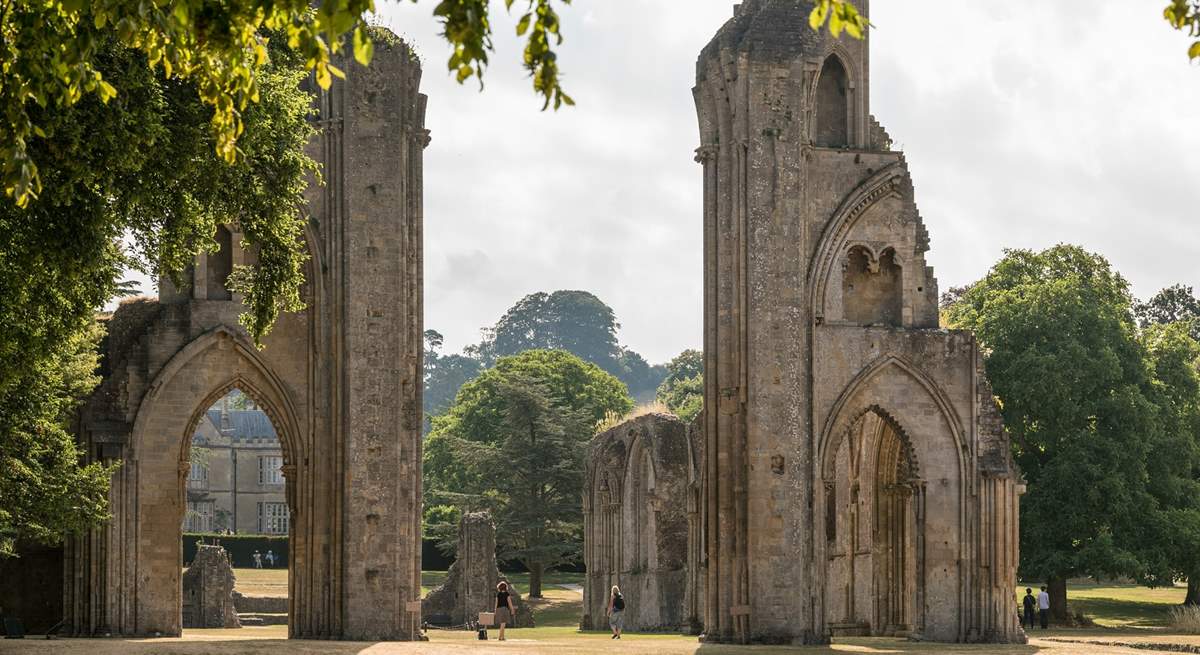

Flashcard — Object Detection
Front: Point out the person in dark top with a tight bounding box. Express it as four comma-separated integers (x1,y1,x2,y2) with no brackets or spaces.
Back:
1022,588,1037,630
607,585,625,639
495,581,515,641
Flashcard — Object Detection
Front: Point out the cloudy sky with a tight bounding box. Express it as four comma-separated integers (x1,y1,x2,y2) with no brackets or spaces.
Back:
367,0,1200,365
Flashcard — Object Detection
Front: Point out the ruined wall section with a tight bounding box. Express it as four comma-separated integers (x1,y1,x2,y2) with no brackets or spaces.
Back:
422,512,531,628
182,545,240,629
695,0,1020,645
583,413,697,632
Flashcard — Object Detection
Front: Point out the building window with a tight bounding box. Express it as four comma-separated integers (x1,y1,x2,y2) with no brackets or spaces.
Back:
259,455,284,485
258,502,289,534
185,500,214,532
188,461,208,490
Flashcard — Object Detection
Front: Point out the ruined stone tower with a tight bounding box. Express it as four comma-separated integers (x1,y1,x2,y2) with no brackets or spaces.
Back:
694,1,1023,644
61,32,426,640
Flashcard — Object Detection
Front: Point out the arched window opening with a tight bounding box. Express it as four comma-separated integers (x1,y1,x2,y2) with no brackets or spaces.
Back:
206,225,233,300
842,247,902,327
183,387,289,627
638,448,657,572
815,55,850,148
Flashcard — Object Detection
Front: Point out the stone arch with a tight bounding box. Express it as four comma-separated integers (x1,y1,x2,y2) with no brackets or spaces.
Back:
820,405,924,636
622,435,658,574
127,326,306,636
817,355,969,639
814,53,851,148
819,354,967,477
809,165,907,323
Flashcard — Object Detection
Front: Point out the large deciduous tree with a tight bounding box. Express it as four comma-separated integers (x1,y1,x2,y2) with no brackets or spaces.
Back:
423,349,631,596
946,245,1164,620
477,290,666,398
1138,321,1200,605
0,319,112,557
0,40,316,554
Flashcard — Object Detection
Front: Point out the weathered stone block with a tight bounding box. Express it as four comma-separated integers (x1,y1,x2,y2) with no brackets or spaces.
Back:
422,512,532,628
182,545,240,629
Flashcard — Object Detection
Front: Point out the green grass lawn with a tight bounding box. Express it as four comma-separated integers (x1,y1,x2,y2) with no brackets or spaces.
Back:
422,570,585,627
228,569,1192,633
1017,582,1187,628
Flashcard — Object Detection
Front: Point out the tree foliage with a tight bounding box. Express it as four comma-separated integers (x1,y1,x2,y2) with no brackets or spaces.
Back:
946,245,1167,614
1137,321,1200,603
423,349,631,594
1,0,575,208
0,319,113,557
482,290,620,370
0,40,315,553
424,329,484,433
428,290,667,420
445,375,590,596
656,349,703,423
1165,1,1200,61
1136,284,1200,342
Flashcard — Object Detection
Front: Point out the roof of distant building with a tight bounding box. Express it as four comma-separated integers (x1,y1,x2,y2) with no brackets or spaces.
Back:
204,409,278,442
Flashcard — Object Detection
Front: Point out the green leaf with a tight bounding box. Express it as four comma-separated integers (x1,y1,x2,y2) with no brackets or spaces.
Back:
516,13,532,36
353,25,374,66
97,80,117,102
1190,41,1200,60
809,1,829,30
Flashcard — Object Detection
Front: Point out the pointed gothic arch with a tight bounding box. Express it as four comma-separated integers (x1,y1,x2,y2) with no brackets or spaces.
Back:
814,53,851,148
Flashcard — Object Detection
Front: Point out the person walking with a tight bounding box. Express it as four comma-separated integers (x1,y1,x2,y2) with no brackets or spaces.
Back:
607,585,626,640
495,581,515,641
1022,588,1037,630
265,549,275,568
1037,585,1051,629
252,550,262,569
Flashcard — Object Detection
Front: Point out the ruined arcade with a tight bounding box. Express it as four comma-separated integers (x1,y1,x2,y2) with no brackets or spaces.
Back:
694,0,1023,644
63,34,427,640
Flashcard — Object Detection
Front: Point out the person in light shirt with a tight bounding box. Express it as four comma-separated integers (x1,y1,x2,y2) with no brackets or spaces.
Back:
1037,586,1051,629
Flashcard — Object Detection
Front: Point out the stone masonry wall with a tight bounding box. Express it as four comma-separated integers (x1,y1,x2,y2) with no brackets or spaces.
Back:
694,0,1021,644
422,512,531,628
583,413,699,632
182,545,240,629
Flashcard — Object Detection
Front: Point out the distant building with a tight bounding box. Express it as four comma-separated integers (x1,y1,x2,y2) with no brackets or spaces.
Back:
184,392,288,535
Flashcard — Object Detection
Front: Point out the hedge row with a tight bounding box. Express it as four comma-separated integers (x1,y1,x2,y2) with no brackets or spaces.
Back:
183,533,289,568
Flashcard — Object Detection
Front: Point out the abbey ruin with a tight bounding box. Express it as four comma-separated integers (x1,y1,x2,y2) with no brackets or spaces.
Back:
0,2,1032,647
582,413,703,633
690,0,1024,644
58,34,428,640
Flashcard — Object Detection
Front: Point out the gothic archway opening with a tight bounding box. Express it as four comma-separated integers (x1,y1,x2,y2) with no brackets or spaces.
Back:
842,246,902,327
182,386,292,629
824,407,924,637
815,54,850,148
623,444,657,575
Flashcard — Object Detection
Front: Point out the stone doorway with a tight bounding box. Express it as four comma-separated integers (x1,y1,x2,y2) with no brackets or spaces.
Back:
183,388,291,628
823,407,925,638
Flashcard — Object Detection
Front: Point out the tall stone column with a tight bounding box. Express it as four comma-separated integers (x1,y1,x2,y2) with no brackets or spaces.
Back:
330,36,427,641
